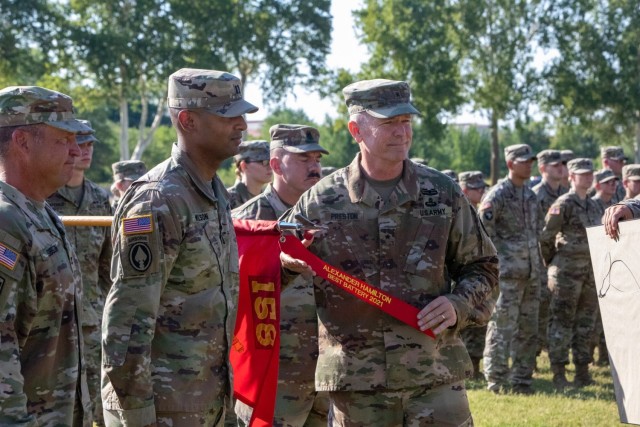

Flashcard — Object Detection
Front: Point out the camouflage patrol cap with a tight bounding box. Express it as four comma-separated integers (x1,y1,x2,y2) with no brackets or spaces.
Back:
505,144,536,162
622,164,640,181
343,79,421,118
560,149,575,163
234,140,270,163
536,149,562,165
567,158,594,174
594,169,617,184
411,157,429,166
0,86,91,133
601,146,628,161
167,68,258,117
76,120,99,145
112,160,147,181
458,171,487,189
270,124,329,154
441,169,458,182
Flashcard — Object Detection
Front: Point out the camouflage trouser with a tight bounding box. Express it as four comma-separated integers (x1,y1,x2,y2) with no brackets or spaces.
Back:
328,382,473,427
104,407,225,427
547,263,598,366
483,276,540,387
461,325,487,360
537,263,551,354
236,391,329,427
83,324,103,426
591,307,607,359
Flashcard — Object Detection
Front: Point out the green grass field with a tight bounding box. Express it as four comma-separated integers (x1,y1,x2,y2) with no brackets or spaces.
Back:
468,351,621,426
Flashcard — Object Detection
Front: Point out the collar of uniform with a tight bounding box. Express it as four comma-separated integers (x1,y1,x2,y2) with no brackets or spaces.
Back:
171,143,218,205
346,153,419,205
264,183,291,217
504,175,536,200
54,179,88,207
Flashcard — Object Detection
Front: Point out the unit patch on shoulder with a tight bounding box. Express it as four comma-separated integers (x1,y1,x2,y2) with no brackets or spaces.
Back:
0,242,19,271
122,214,153,235
129,242,152,272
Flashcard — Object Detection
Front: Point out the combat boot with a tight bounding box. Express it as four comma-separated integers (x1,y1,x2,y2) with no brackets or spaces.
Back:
574,363,594,387
551,363,571,392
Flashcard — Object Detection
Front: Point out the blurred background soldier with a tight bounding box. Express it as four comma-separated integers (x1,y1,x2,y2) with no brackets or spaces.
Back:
111,159,147,208
233,123,329,427
227,139,272,209
458,170,489,379
480,144,541,395
560,150,575,190
47,119,112,426
540,158,601,391
102,68,258,427
0,86,92,425
600,146,627,203
589,168,618,367
441,168,458,182
621,164,640,200
532,149,566,366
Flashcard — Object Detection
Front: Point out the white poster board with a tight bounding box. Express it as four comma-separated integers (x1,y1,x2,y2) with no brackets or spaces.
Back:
587,220,640,425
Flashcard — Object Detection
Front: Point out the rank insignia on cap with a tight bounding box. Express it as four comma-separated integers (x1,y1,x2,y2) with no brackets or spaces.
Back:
0,242,19,270
122,214,153,235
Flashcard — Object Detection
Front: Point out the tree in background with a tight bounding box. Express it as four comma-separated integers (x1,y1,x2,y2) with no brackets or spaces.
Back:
456,0,542,183
541,0,640,161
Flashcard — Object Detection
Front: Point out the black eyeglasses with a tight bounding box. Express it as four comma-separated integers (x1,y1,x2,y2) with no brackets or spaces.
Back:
246,160,270,167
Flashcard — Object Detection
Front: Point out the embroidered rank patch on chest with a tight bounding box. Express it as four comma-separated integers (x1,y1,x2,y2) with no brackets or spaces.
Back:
0,242,19,270
122,214,153,235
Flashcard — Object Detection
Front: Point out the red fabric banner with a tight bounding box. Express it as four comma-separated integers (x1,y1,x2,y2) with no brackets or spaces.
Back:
231,219,282,427
279,234,435,339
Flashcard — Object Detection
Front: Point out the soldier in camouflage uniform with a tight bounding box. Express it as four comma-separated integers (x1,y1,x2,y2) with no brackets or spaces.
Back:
281,79,499,426
227,140,272,209
621,164,640,200
531,149,566,363
102,69,258,427
540,158,601,390
233,124,329,427
47,120,112,426
457,171,489,379
0,86,92,425
590,169,618,366
441,168,458,182
600,146,627,203
603,196,640,238
479,144,542,395
111,160,147,209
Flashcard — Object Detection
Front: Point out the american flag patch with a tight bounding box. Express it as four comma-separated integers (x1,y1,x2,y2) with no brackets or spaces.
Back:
0,243,19,270
122,215,153,235
549,206,560,215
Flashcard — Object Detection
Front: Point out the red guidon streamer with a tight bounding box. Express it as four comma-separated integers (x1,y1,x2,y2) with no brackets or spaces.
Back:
279,234,435,339
231,219,282,427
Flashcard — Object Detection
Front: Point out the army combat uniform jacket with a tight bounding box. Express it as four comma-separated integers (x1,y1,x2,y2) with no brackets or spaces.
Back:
479,176,542,279
232,183,289,221
540,191,602,265
47,179,112,329
285,155,499,391
227,181,255,210
102,144,239,425
0,181,91,426
532,181,566,218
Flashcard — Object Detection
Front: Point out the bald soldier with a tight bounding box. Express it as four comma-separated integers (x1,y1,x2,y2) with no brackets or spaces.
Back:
281,79,499,426
233,124,329,427
0,86,92,425
47,120,112,426
102,69,258,427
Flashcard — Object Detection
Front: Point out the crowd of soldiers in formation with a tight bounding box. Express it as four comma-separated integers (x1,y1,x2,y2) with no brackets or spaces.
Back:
1,74,629,426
